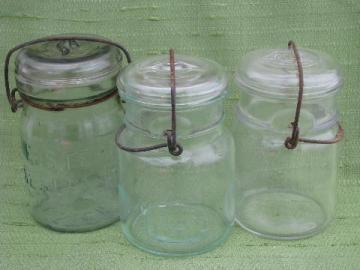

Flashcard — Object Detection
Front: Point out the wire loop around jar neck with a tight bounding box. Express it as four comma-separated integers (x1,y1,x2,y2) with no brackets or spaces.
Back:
4,35,132,112
115,49,183,157
16,87,119,112
284,40,344,150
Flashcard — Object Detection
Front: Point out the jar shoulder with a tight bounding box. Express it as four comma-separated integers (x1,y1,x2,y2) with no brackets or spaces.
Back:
118,125,235,166
21,99,124,140
233,93,339,135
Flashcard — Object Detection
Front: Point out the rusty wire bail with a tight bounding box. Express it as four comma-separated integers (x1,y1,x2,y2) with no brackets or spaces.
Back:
115,49,183,157
284,40,344,150
4,35,132,112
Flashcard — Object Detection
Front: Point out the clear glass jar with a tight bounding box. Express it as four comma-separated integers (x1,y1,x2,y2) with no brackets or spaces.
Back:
116,54,235,256
233,47,343,240
9,36,127,232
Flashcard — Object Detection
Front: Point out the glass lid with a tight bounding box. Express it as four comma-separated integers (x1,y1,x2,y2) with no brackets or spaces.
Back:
235,48,342,99
15,34,123,101
117,54,227,108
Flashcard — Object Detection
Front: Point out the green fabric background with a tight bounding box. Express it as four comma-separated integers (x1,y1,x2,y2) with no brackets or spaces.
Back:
0,0,359,269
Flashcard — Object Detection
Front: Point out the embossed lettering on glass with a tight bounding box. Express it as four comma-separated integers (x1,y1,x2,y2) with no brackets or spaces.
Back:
4,35,131,232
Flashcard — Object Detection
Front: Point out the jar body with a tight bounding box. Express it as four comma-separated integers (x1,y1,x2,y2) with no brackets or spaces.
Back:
234,91,338,240
117,102,235,256
21,97,123,232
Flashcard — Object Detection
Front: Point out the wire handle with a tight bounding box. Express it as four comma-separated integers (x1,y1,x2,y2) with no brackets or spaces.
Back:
284,40,344,149
4,35,132,112
115,49,183,157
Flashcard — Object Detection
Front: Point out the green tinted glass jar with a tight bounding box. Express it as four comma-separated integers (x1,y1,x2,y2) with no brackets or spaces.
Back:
233,46,343,240
6,35,130,232
116,54,235,256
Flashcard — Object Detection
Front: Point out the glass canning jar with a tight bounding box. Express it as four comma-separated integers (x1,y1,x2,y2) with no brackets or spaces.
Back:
115,52,235,256
5,35,131,232
233,44,343,240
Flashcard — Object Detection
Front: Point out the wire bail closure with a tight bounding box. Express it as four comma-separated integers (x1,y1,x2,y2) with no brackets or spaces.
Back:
115,49,183,157
4,35,132,112
284,40,344,150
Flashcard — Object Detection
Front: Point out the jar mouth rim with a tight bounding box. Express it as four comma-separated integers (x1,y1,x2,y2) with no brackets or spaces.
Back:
16,64,122,89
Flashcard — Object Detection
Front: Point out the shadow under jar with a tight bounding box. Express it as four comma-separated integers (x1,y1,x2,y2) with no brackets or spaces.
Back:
233,47,343,240
116,54,235,256
7,35,129,232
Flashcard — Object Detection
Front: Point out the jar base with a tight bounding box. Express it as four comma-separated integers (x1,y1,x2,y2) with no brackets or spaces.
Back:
31,192,120,232
33,215,119,233
236,189,331,240
121,203,233,256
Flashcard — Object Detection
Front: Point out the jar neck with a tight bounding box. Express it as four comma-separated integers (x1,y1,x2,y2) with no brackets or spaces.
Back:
236,89,339,135
124,98,225,139
17,76,118,102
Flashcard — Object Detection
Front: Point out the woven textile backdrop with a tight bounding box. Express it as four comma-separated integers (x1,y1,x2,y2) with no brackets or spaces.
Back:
0,0,359,269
